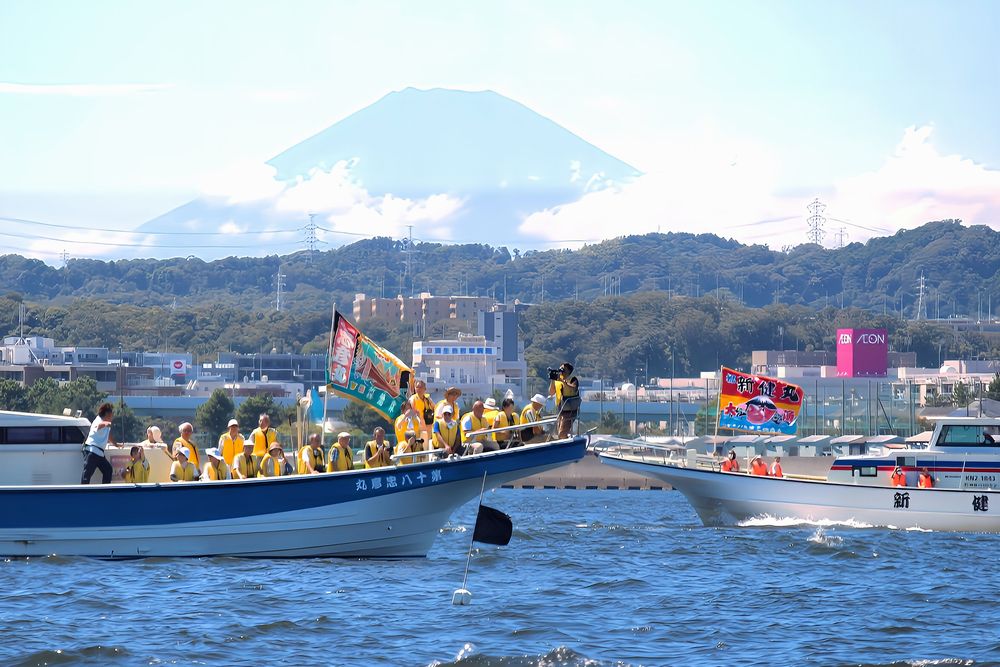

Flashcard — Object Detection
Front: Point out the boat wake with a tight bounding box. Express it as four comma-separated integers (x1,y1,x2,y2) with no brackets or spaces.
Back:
806,527,843,547
737,515,876,529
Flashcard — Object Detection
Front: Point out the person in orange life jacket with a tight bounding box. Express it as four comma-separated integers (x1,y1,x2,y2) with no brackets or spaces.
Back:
433,404,463,457
750,455,768,476
918,467,934,488
890,466,906,487
721,449,740,473
202,447,231,481
82,401,115,484
769,456,784,478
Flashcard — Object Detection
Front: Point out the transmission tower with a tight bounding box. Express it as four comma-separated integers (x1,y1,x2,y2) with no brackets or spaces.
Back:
60,249,70,266
833,227,849,249
806,198,826,245
914,272,927,321
275,270,287,312
303,214,319,262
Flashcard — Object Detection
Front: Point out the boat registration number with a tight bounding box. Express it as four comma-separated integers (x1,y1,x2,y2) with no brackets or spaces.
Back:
964,474,997,489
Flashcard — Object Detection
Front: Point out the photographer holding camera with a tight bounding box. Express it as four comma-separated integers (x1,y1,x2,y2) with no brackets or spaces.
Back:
548,362,580,439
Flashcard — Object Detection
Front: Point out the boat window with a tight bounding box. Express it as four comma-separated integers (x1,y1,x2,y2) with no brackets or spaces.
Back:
895,456,916,468
937,425,998,446
0,426,87,445
853,465,878,477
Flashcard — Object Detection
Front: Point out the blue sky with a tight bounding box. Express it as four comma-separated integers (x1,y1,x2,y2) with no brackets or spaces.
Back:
2,0,999,257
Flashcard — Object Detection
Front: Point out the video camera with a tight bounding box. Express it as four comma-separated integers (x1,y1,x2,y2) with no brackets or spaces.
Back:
547,367,561,380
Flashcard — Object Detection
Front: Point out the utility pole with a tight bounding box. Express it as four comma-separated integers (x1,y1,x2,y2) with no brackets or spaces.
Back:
833,227,848,249
405,225,413,296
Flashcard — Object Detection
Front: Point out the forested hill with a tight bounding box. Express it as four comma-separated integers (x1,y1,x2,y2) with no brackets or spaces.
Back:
1,220,998,318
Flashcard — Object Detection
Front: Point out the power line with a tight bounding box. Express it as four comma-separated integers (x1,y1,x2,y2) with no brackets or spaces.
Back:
0,227,303,249
0,215,303,236
827,216,892,234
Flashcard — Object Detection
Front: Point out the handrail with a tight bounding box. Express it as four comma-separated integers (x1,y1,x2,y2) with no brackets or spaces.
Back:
462,417,558,439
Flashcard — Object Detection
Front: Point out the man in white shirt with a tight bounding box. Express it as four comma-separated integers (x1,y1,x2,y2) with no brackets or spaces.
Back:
82,402,116,484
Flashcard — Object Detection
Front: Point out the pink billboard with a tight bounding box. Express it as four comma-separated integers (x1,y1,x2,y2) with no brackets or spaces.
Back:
836,328,888,377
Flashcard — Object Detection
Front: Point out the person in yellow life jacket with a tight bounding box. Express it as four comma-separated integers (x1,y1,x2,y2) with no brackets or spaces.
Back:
364,427,392,469
519,394,548,444
122,445,150,483
549,362,580,439
721,450,740,473
492,398,520,448
409,380,435,441
231,440,259,480
890,466,906,487
173,422,200,469
249,413,278,458
328,432,354,472
482,397,500,425
433,404,463,457
394,405,422,447
218,419,244,466
169,447,199,482
769,456,784,478
202,447,232,481
918,467,934,488
435,387,462,419
259,442,288,478
298,433,327,474
750,455,768,476
461,401,496,455
396,430,426,466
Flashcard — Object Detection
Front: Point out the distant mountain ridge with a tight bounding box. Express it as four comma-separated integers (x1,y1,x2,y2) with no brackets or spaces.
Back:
2,220,998,323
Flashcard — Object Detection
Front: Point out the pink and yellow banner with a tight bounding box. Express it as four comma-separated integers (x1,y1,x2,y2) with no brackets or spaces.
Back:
717,367,802,435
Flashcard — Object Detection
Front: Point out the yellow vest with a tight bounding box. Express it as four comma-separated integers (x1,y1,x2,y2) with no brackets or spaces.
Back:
433,418,459,449
411,393,433,425
555,378,579,405
259,453,284,477
493,411,519,442
233,452,258,479
250,427,278,457
173,437,200,468
219,432,244,465
460,412,489,442
298,445,326,474
364,440,391,468
125,459,149,483
328,444,353,472
436,398,458,418
395,439,424,466
394,414,422,444
483,409,499,425
170,460,199,482
205,460,231,481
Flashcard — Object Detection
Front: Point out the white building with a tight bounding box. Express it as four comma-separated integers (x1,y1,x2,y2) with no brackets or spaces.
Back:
411,334,523,400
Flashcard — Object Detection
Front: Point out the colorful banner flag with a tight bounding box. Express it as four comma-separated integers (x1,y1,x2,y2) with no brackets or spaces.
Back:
717,367,803,435
327,311,412,421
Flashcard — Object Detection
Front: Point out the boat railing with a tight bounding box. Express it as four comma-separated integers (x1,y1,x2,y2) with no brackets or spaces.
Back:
591,437,722,471
388,419,563,464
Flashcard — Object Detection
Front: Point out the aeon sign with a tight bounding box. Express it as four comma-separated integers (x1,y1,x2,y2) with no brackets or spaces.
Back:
837,328,888,377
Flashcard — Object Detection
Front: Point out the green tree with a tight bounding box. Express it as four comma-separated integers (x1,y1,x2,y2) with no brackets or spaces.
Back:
342,400,391,437
0,379,30,412
113,400,146,443
986,373,1000,402
235,394,285,433
27,377,62,414
196,389,236,440
952,381,973,408
598,411,624,435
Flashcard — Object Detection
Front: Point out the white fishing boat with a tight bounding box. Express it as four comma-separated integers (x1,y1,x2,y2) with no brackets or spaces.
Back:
596,417,1000,532
0,410,585,558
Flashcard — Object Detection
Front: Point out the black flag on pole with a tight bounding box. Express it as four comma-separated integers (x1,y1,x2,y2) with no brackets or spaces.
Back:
472,505,513,546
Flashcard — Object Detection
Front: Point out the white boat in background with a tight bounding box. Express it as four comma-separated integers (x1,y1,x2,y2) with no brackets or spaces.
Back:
596,417,1000,532
0,410,586,558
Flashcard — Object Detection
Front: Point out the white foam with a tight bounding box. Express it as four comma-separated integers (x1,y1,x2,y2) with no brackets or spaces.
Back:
737,515,876,529
806,527,843,546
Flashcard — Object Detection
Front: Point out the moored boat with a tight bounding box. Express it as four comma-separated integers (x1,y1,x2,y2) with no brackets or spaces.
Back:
0,410,586,558
596,417,1000,532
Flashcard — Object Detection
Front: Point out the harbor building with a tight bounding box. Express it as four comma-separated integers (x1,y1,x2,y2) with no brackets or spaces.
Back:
353,292,495,326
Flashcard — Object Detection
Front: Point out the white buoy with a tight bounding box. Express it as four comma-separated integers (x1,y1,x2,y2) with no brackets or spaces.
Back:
452,588,472,606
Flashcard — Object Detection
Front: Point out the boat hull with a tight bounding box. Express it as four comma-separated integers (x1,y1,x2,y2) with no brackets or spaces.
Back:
0,437,586,558
599,455,1000,532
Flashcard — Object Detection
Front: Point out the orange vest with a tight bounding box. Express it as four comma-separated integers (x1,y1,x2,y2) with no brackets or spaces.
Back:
890,471,906,487
721,458,739,473
769,462,783,478
918,473,933,488
750,460,768,476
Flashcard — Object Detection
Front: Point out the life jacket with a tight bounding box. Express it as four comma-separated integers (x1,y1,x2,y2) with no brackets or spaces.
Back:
411,393,434,425
750,459,768,476
436,398,458,418
555,377,581,411
364,440,391,468
205,460,230,481
460,412,489,442
171,460,198,482
298,445,326,474
219,433,244,465
434,419,460,449
233,452,258,479
493,411,519,443
259,453,284,478
251,427,277,458
721,458,739,473
396,438,424,466
918,473,933,488
329,444,353,472
173,437,200,468
482,409,499,425
769,462,783,478
126,459,149,483
890,471,906,487
394,414,422,444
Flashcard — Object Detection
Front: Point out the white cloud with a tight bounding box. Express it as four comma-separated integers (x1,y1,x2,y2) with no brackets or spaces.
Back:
520,125,1000,249
0,82,173,96
199,161,286,204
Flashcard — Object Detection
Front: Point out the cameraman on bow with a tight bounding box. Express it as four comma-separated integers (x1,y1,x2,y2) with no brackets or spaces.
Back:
547,362,580,439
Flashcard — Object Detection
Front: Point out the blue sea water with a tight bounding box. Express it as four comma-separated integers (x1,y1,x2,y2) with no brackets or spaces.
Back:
2,489,999,667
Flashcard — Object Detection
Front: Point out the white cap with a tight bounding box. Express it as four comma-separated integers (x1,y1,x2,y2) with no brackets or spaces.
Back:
338,431,352,439
484,398,498,409
530,393,547,405
441,404,454,414
178,446,191,459
206,447,222,459
227,419,239,428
